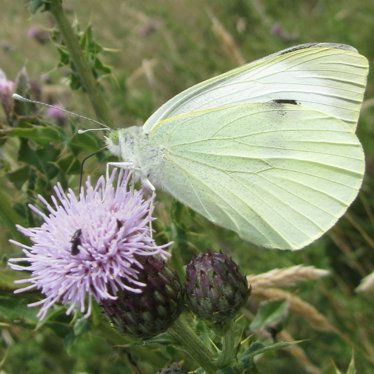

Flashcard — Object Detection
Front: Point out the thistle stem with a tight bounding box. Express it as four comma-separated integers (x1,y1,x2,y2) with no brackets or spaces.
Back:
168,315,217,373
99,321,167,368
48,0,113,126
216,325,236,367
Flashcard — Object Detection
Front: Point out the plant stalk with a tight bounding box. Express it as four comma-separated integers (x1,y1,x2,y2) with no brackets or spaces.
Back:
49,0,113,126
168,315,217,373
216,325,236,367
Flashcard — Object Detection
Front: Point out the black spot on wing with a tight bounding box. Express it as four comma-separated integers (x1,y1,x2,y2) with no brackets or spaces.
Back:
273,99,299,105
267,99,299,117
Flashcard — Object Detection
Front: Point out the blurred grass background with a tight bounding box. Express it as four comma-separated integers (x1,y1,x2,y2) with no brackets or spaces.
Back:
0,0,373,373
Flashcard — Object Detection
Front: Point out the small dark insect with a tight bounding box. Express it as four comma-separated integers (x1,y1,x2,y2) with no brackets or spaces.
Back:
268,326,280,342
70,229,82,255
273,99,299,105
116,219,123,229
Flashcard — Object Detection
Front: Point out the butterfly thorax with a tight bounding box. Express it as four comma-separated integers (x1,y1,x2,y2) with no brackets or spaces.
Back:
106,126,164,185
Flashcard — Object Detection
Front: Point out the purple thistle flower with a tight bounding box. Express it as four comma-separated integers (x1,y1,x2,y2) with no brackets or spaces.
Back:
45,104,67,125
0,69,15,119
8,170,170,320
26,25,49,44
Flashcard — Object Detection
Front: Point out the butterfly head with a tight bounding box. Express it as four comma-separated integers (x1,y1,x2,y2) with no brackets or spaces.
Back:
105,130,122,157
105,127,140,165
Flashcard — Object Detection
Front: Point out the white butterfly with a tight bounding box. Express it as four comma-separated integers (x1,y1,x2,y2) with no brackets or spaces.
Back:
106,43,369,250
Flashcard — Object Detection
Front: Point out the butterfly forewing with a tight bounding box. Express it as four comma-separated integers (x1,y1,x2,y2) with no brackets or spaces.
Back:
143,43,368,134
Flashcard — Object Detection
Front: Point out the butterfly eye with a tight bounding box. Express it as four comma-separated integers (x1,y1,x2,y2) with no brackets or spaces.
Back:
110,131,120,146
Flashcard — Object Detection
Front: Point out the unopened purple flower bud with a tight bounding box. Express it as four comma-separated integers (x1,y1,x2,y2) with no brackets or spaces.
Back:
8,169,171,320
45,104,67,125
185,251,250,327
101,256,183,339
27,25,49,44
0,69,15,119
271,23,283,36
40,73,52,84
270,23,299,42
137,19,161,37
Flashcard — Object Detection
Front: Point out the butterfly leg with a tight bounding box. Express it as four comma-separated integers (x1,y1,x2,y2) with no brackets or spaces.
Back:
141,177,155,192
106,162,156,235
106,161,134,180
140,177,156,235
147,191,156,236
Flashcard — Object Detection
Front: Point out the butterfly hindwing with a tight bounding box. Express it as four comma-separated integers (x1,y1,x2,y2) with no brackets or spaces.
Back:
149,103,364,249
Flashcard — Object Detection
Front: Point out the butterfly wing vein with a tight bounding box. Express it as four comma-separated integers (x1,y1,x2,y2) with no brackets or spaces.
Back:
150,104,364,249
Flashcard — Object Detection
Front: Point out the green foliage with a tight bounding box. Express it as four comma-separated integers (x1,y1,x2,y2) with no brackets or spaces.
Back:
52,23,111,91
237,340,301,372
333,353,357,374
250,300,289,333
28,0,51,14
0,295,38,322
0,66,105,236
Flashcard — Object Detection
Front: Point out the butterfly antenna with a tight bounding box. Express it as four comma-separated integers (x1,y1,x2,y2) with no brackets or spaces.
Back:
79,147,107,192
12,93,111,131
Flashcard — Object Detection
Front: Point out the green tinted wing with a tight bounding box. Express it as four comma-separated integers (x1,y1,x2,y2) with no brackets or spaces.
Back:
150,103,364,249
144,43,368,133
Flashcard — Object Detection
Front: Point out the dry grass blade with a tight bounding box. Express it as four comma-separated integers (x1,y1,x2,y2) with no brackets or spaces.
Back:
278,330,321,374
126,58,158,89
252,287,338,333
344,212,374,249
208,11,245,65
242,307,321,374
356,271,374,293
247,265,329,289
328,229,367,276
362,97,374,111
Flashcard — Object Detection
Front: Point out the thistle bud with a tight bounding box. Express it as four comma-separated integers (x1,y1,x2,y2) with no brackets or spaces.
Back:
27,25,49,44
0,69,14,121
14,67,32,116
101,256,183,339
45,103,67,125
185,251,249,327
